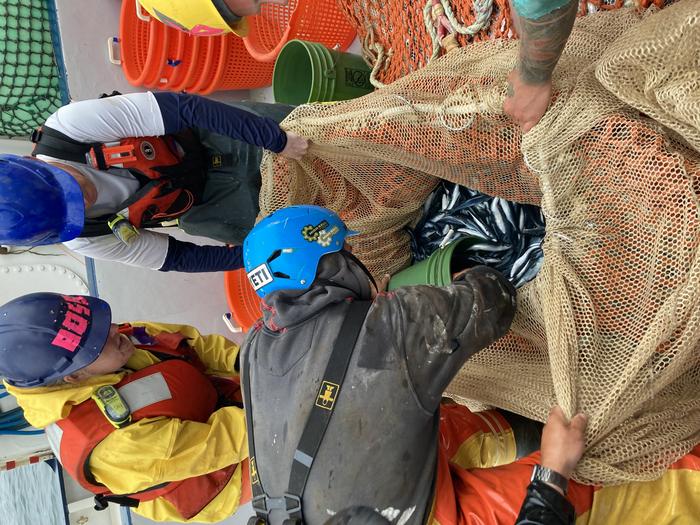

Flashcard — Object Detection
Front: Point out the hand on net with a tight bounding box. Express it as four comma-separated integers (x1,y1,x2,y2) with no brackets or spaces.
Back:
503,70,553,134
540,406,588,483
280,131,310,160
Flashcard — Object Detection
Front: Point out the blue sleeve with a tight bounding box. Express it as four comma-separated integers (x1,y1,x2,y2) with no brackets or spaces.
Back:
159,237,244,273
512,0,572,19
153,92,288,153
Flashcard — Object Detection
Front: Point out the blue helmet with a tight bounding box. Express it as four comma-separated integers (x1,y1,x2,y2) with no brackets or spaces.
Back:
0,293,111,387
243,205,357,298
0,154,85,246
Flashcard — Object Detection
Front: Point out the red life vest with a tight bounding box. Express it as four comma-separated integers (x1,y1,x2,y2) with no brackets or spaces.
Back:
30,125,207,237
44,326,246,519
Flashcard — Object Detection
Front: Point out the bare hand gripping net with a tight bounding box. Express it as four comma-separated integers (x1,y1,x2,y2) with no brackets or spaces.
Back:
259,2,700,485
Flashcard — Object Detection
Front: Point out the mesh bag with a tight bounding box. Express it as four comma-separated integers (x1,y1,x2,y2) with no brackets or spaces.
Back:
338,0,671,86
0,0,63,138
259,2,700,485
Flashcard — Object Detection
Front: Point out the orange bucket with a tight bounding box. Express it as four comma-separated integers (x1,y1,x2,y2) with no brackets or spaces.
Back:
151,27,187,89
119,0,156,85
224,268,263,332
210,34,274,92
119,0,275,92
244,0,356,63
166,33,202,91
142,23,171,88
181,36,212,92
188,36,224,94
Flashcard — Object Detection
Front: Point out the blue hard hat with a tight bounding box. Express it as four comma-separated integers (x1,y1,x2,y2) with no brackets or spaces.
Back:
0,154,85,246
0,293,111,387
243,205,358,298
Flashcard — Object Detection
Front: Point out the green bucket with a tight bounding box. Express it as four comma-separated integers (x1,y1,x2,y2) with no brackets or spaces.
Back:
273,40,374,104
388,237,477,291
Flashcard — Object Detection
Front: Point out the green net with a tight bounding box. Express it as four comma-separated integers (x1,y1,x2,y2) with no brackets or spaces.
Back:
0,0,64,138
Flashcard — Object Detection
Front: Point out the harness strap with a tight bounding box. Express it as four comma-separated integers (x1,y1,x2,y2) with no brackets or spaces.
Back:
242,300,372,524
31,126,106,167
31,124,228,238
94,494,140,510
79,178,165,238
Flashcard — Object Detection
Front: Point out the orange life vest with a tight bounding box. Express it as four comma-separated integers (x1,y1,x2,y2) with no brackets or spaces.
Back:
30,126,207,237
44,326,243,519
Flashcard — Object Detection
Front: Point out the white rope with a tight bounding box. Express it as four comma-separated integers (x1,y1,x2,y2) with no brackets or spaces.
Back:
424,0,495,62
361,25,392,89
363,0,495,86
424,1,444,60
442,0,493,36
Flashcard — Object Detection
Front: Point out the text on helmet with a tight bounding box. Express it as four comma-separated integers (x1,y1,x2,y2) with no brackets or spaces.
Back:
50,296,91,353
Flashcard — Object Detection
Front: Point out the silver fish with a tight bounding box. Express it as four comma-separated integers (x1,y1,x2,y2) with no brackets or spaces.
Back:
510,245,542,278
468,243,511,252
439,228,456,249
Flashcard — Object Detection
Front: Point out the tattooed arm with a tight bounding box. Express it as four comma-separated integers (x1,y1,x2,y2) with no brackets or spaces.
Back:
504,0,578,133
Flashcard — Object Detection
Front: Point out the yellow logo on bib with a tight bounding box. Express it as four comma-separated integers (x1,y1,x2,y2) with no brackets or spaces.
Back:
315,381,339,410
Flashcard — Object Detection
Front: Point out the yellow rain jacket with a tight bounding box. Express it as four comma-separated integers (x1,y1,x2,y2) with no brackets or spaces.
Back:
138,0,249,37
6,322,248,523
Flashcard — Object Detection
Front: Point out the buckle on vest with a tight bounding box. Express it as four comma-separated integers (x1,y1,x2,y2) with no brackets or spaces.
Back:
87,143,136,169
251,493,302,519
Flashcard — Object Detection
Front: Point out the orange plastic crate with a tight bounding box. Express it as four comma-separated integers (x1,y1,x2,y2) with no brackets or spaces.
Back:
213,34,274,91
119,0,153,85
188,36,224,94
244,0,356,62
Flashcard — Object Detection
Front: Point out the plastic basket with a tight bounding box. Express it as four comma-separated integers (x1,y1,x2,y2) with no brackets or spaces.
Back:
141,22,170,88
244,0,356,63
195,35,228,96
188,36,224,94
210,34,274,91
119,0,275,93
153,27,187,89
180,36,211,92
166,33,202,91
119,0,153,85
224,268,263,332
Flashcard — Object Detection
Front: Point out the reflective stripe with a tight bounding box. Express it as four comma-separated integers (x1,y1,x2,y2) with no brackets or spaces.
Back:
118,372,172,413
45,423,64,464
293,449,313,467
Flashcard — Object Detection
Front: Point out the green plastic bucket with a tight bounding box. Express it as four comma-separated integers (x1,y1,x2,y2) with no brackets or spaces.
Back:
388,237,477,290
273,40,374,104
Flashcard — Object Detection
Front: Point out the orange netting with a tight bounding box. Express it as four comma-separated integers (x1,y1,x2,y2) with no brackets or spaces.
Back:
258,3,700,485
337,0,671,86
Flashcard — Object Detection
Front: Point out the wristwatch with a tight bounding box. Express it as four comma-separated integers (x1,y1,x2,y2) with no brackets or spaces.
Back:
531,464,568,494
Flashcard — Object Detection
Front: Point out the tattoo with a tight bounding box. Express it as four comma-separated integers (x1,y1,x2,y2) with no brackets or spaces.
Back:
507,82,515,97
513,0,578,84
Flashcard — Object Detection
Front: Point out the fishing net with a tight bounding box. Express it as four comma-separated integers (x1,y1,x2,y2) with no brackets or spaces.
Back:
338,0,672,86
259,2,700,485
0,0,63,138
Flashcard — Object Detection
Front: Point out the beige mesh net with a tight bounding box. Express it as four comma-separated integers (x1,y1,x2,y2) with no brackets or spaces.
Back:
259,2,700,485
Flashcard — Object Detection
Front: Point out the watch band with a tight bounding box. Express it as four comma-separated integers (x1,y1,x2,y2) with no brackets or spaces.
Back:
532,464,568,494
